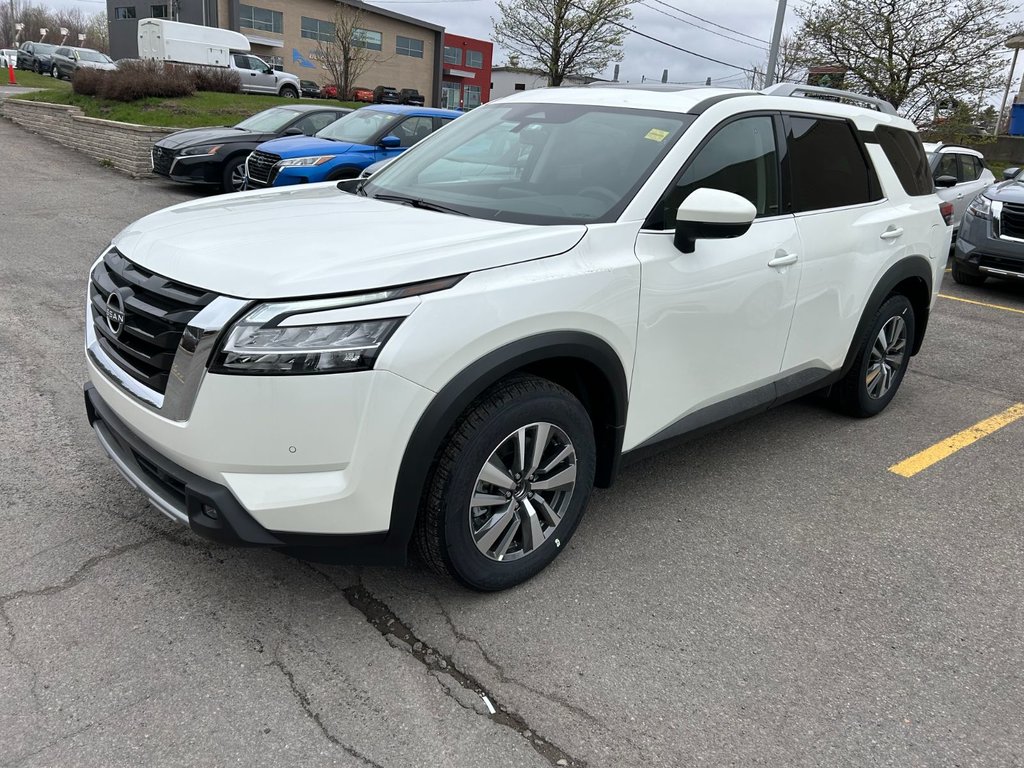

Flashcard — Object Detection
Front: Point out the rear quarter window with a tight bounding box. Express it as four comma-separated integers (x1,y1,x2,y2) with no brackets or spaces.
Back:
787,115,882,212
876,127,933,196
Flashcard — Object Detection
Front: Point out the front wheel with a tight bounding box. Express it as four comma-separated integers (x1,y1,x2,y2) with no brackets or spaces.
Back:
51,64,60,79
415,374,596,591
221,156,247,193
832,294,916,417
952,260,986,286
279,85,298,98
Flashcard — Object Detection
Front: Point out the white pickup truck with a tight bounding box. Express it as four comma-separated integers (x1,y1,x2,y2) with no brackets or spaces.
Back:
137,18,300,98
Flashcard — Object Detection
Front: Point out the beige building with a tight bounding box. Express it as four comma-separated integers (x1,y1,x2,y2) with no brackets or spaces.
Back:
109,0,444,105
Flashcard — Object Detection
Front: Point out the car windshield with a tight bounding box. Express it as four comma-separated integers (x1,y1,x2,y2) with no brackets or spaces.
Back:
317,109,398,143
363,102,693,225
234,107,300,133
78,50,112,63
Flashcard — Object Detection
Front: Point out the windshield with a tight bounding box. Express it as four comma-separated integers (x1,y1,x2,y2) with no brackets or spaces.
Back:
363,102,693,225
234,107,299,132
78,50,112,63
317,108,398,143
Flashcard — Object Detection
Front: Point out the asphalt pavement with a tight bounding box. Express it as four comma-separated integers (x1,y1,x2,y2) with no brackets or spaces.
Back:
1,117,1023,767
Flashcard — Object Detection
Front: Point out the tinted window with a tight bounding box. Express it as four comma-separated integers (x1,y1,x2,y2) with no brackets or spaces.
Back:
788,116,880,212
959,155,982,182
656,115,779,229
294,111,342,135
935,153,958,180
392,116,434,147
876,127,932,196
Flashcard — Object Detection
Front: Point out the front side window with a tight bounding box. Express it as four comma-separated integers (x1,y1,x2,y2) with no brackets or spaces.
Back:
396,35,423,58
364,102,693,225
787,115,880,212
352,28,382,51
240,5,283,34
113,7,135,20
466,50,483,68
391,116,435,147
301,16,335,42
264,55,284,71
876,126,932,196
654,115,779,229
443,46,461,65
935,153,958,181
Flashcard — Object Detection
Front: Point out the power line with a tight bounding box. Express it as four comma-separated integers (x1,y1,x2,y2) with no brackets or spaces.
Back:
639,1,767,51
648,0,770,45
610,18,755,73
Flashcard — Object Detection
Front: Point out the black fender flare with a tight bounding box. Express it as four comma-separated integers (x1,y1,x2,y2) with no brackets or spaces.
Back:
386,331,629,554
841,256,934,376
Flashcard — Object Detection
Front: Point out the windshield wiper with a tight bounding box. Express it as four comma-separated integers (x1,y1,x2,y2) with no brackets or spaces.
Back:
371,193,468,216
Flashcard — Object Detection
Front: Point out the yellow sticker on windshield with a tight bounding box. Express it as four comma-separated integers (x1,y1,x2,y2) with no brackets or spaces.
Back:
645,128,670,142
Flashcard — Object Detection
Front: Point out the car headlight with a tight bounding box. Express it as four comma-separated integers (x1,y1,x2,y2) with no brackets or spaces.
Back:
211,276,463,374
967,194,992,218
179,144,222,156
276,156,335,167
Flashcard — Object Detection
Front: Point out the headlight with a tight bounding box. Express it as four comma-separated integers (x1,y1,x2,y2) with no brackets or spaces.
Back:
277,156,335,167
179,144,222,156
967,195,992,218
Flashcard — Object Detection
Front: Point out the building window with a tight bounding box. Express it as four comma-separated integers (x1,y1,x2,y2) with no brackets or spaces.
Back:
301,16,336,42
465,50,483,69
463,84,481,108
443,46,461,66
240,5,284,35
113,7,136,20
264,55,284,71
352,28,382,51
396,35,423,58
440,81,461,110
150,4,169,17
514,83,526,91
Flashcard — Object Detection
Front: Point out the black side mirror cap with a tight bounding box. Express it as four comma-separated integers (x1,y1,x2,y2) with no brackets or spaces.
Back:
934,175,958,188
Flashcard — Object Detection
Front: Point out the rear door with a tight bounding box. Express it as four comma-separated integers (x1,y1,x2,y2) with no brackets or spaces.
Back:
954,154,990,224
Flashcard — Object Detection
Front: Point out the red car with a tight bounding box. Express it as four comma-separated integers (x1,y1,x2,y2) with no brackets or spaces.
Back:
351,87,374,103
321,83,338,99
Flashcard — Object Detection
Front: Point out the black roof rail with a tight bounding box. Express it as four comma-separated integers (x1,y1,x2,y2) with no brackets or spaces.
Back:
584,82,701,92
762,83,897,115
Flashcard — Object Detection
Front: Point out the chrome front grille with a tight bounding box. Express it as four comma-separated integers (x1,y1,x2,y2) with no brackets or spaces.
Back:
89,249,217,395
246,151,280,185
151,145,174,176
999,202,1024,240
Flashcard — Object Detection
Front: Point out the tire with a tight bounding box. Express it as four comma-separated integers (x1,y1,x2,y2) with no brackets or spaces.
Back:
221,156,247,193
35,62,44,75
51,64,60,79
951,260,986,286
832,294,916,418
279,85,298,99
415,374,597,591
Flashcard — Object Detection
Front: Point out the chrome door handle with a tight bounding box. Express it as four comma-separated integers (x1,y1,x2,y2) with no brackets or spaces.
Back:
880,227,904,240
768,251,799,268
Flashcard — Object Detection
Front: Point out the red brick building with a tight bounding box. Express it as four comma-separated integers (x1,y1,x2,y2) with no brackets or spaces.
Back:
440,33,492,109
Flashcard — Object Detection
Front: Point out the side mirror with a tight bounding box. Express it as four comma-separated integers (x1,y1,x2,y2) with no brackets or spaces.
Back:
674,189,757,254
283,127,303,136
379,135,401,149
1003,167,1020,180
934,175,958,188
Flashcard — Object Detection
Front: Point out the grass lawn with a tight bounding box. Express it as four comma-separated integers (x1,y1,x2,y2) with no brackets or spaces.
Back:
8,69,70,90
12,84,362,128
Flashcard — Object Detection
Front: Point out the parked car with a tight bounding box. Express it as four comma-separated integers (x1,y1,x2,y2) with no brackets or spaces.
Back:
84,83,950,590
951,166,1024,286
373,85,400,104
50,47,117,79
399,88,425,106
151,104,350,192
245,104,460,187
321,83,338,99
229,53,300,98
352,86,374,103
0,48,18,69
924,143,995,231
17,41,59,74
300,79,321,99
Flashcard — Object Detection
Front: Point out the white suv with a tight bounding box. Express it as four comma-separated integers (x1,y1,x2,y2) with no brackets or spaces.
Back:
84,84,951,590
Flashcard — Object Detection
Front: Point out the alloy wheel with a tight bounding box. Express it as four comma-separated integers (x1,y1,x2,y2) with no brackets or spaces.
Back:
469,422,577,562
230,164,247,191
865,315,907,399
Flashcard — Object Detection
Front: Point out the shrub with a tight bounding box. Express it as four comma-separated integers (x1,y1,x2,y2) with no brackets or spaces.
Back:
187,65,241,94
71,66,106,96
99,60,195,101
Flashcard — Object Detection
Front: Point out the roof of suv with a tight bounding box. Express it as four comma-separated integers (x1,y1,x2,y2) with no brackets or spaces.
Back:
922,142,985,159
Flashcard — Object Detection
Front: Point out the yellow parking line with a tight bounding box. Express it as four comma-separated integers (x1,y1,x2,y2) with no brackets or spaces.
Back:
889,403,1024,478
938,294,1024,316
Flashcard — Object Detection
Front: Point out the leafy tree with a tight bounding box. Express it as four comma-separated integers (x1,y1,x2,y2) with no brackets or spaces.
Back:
796,0,1018,121
313,2,383,100
492,0,631,86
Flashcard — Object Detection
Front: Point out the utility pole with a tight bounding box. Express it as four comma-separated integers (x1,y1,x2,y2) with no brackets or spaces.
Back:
764,0,787,88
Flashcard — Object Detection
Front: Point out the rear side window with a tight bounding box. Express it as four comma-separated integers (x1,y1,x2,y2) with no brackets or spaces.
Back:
959,155,983,182
787,115,881,212
876,127,933,196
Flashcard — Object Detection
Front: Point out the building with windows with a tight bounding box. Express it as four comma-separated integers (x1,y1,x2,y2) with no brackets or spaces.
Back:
107,0,445,105
439,33,491,110
490,66,601,100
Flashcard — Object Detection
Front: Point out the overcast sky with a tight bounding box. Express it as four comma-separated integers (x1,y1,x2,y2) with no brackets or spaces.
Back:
53,0,1021,92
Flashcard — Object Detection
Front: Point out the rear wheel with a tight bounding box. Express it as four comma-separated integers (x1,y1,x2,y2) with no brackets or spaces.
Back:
832,294,916,418
415,374,596,591
952,260,986,286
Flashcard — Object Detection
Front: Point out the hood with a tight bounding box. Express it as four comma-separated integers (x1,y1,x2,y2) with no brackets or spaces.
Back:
79,61,117,71
258,135,363,158
156,126,268,150
983,176,1024,204
111,184,587,298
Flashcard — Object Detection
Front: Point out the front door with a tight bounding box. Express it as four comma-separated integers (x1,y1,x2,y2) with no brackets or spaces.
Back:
628,114,802,449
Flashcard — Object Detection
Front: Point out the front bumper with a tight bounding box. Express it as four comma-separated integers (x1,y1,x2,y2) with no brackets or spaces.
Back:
953,210,1024,280
152,154,221,186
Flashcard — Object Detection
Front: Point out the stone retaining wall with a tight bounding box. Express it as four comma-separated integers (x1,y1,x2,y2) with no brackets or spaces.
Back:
1,98,174,177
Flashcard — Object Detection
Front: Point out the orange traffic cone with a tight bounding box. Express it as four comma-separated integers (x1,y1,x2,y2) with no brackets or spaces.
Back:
6,61,15,86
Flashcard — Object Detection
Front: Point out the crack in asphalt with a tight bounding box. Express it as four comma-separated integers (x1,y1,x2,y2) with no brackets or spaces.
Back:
341,582,587,768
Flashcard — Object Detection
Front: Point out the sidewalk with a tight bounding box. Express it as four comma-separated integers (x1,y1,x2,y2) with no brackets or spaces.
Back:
0,85,41,98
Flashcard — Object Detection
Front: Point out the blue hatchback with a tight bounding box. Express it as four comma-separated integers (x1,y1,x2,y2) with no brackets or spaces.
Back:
244,105,461,188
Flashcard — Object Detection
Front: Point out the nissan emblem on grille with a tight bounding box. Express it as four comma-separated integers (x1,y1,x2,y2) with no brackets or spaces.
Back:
105,291,126,337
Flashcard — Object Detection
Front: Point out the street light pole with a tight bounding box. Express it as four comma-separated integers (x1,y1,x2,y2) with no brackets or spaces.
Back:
764,0,788,87
997,35,1024,135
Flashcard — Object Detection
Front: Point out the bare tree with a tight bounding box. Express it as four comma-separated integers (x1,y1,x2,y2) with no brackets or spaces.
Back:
796,0,1019,121
1,2,106,51
86,12,109,53
492,0,631,86
313,2,381,100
